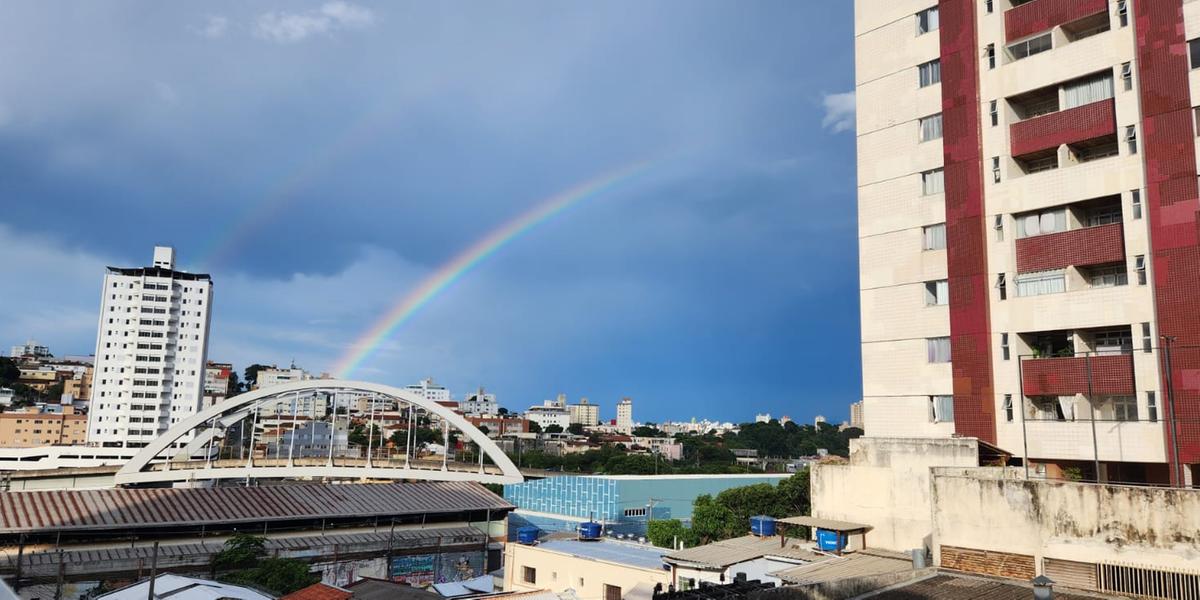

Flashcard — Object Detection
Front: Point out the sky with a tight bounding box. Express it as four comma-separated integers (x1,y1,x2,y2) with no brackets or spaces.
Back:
0,1,858,424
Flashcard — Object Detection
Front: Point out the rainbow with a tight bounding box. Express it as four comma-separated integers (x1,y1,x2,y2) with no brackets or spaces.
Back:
332,159,656,378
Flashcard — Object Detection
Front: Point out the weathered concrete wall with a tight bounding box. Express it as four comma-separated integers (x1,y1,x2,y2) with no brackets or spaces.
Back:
931,468,1200,571
810,437,979,553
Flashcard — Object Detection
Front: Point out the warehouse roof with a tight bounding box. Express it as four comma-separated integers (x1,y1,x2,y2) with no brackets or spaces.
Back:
534,539,667,571
0,482,512,533
772,550,911,584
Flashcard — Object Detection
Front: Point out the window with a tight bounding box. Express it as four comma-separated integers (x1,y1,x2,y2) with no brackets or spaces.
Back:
1112,396,1138,422
1131,190,1142,219
522,567,536,584
1190,39,1200,69
1088,205,1123,226
925,280,949,306
1001,333,1010,360
996,273,1007,300
1090,265,1128,288
917,6,939,35
919,113,943,142
1063,74,1114,109
1117,0,1129,27
923,223,947,250
1121,62,1133,91
1017,208,1067,238
1016,270,1066,297
623,507,648,517
919,60,941,87
1008,34,1052,61
1142,322,1152,353
1135,255,1147,285
1125,125,1138,154
1094,328,1133,354
985,44,995,69
930,395,954,422
604,585,622,600
927,337,951,363
985,0,993,14
922,168,945,195
1003,394,1014,422
994,215,1004,241
992,157,1001,183
1147,391,1158,422
989,100,998,127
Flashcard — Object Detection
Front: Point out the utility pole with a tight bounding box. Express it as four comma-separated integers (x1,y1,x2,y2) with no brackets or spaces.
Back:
14,533,25,593
1162,335,1183,487
385,518,396,578
54,550,65,600
147,541,160,600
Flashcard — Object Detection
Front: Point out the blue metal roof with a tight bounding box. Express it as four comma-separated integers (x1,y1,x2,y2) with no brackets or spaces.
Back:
536,539,666,571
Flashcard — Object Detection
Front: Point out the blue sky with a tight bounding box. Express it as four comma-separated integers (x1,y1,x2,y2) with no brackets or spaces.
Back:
0,1,858,424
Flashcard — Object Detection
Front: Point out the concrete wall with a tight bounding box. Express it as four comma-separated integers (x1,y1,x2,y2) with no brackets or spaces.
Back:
810,437,979,553
930,467,1200,571
503,543,670,598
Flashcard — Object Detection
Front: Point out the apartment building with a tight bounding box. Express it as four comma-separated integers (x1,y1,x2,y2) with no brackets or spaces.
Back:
856,0,1200,486
87,246,213,448
461,387,499,416
568,397,599,425
0,406,87,447
255,366,310,389
616,397,633,433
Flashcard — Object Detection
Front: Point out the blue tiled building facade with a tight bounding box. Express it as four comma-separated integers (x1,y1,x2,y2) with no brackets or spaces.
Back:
503,474,791,539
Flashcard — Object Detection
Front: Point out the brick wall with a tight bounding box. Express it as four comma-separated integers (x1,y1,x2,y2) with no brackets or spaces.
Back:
940,545,1036,579
1010,98,1116,158
1020,354,1136,396
1014,222,1125,273
1005,0,1109,41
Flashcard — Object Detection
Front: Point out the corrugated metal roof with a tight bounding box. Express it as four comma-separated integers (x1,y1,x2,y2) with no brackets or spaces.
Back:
778,516,871,531
664,535,826,569
0,482,512,533
772,551,912,584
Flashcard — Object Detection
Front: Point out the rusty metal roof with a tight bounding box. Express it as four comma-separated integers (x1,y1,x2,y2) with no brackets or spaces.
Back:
0,482,512,533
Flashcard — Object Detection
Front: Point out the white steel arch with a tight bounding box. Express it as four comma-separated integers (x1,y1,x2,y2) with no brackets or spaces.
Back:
114,379,523,486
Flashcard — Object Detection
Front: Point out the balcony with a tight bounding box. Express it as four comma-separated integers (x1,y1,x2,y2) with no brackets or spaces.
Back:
1005,0,1109,42
1020,352,1135,396
1015,222,1124,273
1010,98,1116,158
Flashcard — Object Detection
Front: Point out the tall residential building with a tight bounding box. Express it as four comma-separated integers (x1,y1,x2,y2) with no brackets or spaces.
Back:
9,340,51,359
616,397,633,433
255,366,310,389
404,377,451,403
568,398,600,425
87,246,212,448
849,401,864,430
462,387,499,416
856,0,1200,485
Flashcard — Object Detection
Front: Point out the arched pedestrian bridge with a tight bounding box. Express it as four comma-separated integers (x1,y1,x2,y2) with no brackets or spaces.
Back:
114,380,523,486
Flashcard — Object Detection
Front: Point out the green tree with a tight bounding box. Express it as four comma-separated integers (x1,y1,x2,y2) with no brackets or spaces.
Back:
527,421,543,434
0,357,20,385
632,425,665,437
243,364,271,388
714,483,782,522
690,494,742,544
567,423,585,436
544,424,564,434
647,519,697,549
212,533,266,571
776,469,811,518
226,371,242,396
222,558,318,595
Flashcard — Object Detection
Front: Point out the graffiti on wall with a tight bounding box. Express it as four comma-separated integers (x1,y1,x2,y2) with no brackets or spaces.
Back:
390,551,484,585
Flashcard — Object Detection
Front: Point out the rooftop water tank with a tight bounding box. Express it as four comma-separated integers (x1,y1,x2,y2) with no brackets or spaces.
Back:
750,515,776,537
517,526,539,545
816,528,846,552
578,521,602,540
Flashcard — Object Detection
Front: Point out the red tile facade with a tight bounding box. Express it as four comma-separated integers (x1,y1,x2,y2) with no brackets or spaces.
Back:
1004,0,1109,42
1014,222,1125,273
940,0,996,444
1009,99,1117,158
1134,0,1200,482
1020,354,1136,397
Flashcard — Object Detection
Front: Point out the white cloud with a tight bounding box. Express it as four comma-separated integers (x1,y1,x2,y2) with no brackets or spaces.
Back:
192,15,228,39
821,91,855,134
253,2,374,44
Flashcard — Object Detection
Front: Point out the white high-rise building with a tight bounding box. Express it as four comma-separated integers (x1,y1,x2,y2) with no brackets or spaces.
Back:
462,387,499,416
87,246,212,448
256,366,311,389
404,377,450,403
616,397,633,433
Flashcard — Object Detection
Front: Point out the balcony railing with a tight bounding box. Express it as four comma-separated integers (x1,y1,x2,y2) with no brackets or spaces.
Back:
1015,222,1125,273
1010,98,1116,158
1005,0,1109,42
1020,351,1136,396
